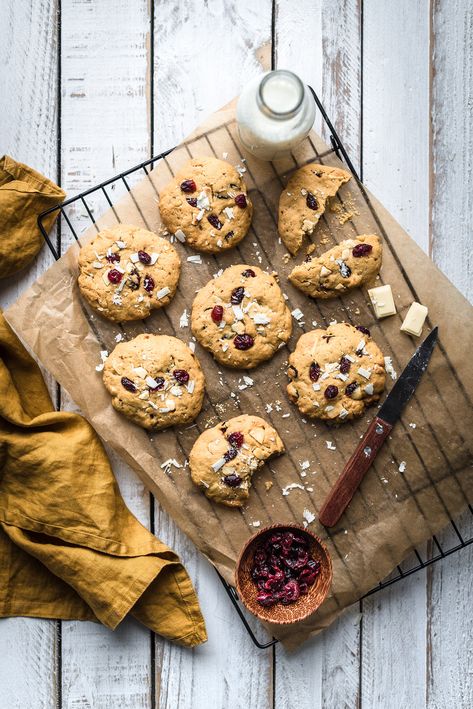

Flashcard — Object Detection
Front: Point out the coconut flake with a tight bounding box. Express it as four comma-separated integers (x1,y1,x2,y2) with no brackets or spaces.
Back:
115,240,127,249
291,308,304,321
357,366,372,379
399,461,407,473
232,305,244,320
130,252,140,263
186,380,195,394
303,509,316,527
364,383,374,395
282,482,305,496
187,255,202,265
384,356,398,380
180,309,189,328
326,441,337,451
212,457,227,472
156,286,171,300
253,312,271,325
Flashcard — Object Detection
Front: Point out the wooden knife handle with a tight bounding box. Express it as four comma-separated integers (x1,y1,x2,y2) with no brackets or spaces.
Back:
318,416,393,528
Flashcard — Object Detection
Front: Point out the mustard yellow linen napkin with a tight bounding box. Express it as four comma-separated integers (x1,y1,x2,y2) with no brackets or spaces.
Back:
0,311,207,646
0,155,65,278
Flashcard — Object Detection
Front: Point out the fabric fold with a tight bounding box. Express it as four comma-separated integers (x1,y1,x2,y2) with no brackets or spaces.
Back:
0,155,65,278
0,311,207,646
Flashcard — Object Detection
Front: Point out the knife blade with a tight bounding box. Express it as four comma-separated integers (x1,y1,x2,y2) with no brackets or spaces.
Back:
318,327,438,528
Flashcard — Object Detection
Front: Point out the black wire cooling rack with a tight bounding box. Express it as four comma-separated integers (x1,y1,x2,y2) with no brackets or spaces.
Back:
38,88,473,649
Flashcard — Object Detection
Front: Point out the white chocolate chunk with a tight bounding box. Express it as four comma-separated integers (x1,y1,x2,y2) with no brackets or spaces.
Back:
339,407,349,419
364,383,374,395
368,284,397,318
132,366,148,379
400,301,428,337
149,252,160,265
130,252,140,263
174,229,186,242
249,428,265,444
320,265,332,277
357,366,372,380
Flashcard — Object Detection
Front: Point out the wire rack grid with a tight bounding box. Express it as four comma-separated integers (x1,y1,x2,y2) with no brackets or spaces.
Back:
37,88,473,649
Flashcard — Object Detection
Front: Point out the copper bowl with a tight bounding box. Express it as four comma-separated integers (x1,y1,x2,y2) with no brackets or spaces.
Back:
235,524,333,625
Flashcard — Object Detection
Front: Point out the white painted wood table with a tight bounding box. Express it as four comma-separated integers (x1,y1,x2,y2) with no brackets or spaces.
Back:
1,1,472,707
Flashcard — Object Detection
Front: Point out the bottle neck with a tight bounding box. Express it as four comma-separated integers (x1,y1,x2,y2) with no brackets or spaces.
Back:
257,70,305,120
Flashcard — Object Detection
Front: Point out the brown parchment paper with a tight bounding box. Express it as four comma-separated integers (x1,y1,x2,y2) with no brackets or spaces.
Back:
6,103,473,650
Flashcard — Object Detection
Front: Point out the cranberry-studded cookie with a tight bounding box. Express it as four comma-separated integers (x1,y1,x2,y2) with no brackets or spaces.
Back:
78,224,180,322
289,235,382,299
103,334,205,430
278,163,351,254
158,156,253,252
191,264,292,369
189,415,285,507
287,323,386,422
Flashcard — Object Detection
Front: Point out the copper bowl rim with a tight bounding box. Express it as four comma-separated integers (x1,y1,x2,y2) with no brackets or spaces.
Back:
235,522,333,625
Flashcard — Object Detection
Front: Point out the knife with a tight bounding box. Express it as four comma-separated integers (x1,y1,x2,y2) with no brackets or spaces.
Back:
318,327,438,528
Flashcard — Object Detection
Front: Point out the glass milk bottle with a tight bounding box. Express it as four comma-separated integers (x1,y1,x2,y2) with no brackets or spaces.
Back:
236,70,316,161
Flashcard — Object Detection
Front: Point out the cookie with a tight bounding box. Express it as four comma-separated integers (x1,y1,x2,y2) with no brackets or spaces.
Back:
103,334,205,430
191,264,292,369
278,163,351,254
287,323,386,422
189,415,285,507
159,156,253,253
289,235,382,299
78,224,180,322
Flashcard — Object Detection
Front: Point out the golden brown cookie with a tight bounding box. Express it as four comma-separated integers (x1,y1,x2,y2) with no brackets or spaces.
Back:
278,163,351,254
191,264,292,369
287,323,386,422
289,235,382,299
158,156,253,252
189,415,285,507
103,334,205,430
78,224,180,322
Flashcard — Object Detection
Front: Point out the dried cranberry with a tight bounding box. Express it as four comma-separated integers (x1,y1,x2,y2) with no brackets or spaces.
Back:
107,269,123,284
186,197,198,207
234,334,254,350
256,591,277,607
207,214,223,230
223,447,238,462
106,252,120,263
304,254,313,263
281,579,301,603
345,382,358,396
340,356,351,374
225,231,234,241
121,377,136,393
180,179,197,193
143,275,155,293
149,377,165,391
234,193,247,208
211,305,224,323
352,243,373,257
306,192,318,210
242,269,256,278
223,473,242,487
309,362,321,381
356,325,371,336
173,369,189,384
138,250,151,265
230,286,245,304
298,568,318,586
324,385,339,399
227,431,244,448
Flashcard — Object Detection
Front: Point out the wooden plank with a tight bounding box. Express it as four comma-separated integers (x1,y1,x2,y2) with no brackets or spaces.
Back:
431,0,473,301
363,0,431,253
59,2,153,707
274,2,362,707
427,2,473,706
361,2,431,706
0,2,60,708
152,2,273,707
